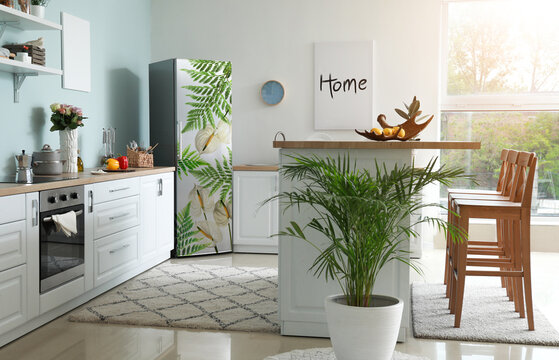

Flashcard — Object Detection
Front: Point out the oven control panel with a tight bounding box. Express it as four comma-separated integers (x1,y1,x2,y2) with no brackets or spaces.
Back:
40,185,84,212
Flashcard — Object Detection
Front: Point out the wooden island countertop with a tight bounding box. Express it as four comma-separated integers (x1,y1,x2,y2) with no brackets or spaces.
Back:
273,140,481,150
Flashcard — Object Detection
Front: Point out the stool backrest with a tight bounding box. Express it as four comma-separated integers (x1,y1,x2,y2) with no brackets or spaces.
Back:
508,152,536,204
495,149,510,192
501,150,519,197
521,155,538,208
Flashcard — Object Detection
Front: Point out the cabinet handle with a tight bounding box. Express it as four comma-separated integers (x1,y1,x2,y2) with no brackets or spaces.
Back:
109,187,130,193
32,199,38,227
108,212,130,221
158,178,163,197
88,190,94,213
109,244,130,254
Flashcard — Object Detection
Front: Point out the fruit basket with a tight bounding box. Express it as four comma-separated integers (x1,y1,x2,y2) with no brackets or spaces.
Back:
355,96,433,141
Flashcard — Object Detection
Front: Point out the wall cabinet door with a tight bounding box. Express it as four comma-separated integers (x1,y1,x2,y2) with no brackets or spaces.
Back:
233,171,278,253
140,173,174,261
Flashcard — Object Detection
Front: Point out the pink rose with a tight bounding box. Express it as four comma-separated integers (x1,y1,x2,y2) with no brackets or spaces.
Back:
58,108,66,114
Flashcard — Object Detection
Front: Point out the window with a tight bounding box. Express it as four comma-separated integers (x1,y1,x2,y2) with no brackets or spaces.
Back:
441,0,559,217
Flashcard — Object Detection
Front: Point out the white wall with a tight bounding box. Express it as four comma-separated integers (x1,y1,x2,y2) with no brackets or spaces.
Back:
151,0,442,165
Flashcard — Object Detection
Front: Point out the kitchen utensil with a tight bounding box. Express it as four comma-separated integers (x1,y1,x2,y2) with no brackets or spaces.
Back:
15,150,33,184
32,144,63,175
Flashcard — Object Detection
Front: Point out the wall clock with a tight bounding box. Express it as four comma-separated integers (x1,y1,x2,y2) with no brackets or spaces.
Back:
261,80,285,105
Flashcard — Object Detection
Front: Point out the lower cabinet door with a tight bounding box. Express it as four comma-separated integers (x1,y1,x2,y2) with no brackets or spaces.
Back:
94,227,139,287
0,264,27,334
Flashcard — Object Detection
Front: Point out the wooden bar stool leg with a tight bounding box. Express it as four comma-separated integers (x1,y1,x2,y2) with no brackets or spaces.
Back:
505,219,514,301
497,219,506,289
444,193,451,286
454,213,469,328
521,210,535,330
512,220,525,318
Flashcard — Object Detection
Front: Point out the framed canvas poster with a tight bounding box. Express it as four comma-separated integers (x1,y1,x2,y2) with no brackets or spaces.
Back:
314,41,374,130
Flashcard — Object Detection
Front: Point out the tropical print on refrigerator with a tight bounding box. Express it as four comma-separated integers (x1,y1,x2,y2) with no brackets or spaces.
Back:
175,59,232,256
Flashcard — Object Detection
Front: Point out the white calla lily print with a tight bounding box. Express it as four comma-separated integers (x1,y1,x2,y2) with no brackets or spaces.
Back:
188,185,212,219
195,220,223,253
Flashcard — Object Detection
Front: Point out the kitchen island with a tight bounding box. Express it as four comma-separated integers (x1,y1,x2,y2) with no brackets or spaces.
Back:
273,140,480,341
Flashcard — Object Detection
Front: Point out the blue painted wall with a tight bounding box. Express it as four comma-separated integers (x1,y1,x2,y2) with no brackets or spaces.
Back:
0,0,151,175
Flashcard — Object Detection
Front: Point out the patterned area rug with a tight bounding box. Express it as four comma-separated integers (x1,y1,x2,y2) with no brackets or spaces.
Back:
68,263,279,333
264,348,429,360
411,283,559,346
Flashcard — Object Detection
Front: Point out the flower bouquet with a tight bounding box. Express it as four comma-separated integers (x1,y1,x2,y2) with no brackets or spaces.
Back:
49,103,87,131
49,103,87,173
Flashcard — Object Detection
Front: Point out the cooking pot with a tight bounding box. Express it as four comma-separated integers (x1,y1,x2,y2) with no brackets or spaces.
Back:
32,144,63,175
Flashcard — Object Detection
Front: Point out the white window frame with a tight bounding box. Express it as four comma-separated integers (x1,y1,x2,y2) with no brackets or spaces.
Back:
441,0,559,112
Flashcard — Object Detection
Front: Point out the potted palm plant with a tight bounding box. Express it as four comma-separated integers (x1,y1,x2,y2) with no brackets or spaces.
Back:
272,154,468,360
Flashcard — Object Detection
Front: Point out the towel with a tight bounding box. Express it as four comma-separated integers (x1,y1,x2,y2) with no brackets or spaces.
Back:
51,211,77,237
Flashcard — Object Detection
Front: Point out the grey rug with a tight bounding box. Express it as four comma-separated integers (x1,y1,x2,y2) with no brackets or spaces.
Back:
68,262,280,333
264,348,429,360
411,283,559,346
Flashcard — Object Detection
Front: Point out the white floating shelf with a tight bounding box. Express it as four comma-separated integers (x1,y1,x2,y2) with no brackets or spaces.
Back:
0,57,61,75
0,6,62,31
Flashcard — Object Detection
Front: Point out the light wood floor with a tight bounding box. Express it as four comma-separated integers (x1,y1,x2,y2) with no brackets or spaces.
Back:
0,251,558,360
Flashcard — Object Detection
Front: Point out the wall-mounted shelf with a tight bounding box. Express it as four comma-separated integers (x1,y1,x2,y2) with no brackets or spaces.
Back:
0,6,63,103
0,5,62,31
0,57,62,102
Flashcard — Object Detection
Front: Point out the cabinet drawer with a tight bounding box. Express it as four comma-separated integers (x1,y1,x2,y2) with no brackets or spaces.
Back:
93,196,140,240
0,264,27,334
0,220,26,272
0,194,26,224
94,227,139,287
93,178,139,204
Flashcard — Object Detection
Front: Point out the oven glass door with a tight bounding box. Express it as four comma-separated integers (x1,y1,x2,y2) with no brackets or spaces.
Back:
40,204,85,293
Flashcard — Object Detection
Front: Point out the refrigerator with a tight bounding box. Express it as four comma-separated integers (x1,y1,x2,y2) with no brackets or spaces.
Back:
149,59,232,257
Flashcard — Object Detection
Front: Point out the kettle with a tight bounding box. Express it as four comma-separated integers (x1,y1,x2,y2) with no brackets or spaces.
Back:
15,150,33,184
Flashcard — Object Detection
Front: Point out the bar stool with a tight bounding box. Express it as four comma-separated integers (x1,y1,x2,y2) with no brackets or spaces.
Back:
444,150,518,294
448,152,537,330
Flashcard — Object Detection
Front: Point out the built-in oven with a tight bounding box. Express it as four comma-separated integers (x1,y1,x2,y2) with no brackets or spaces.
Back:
39,185,85,293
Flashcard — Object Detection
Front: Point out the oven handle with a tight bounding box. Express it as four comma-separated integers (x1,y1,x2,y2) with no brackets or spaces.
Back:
43,210,84,223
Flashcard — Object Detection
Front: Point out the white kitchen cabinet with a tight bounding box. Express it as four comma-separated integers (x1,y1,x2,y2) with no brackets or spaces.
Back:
92,195,140,240
140,173,174,261
93,227,140,287
0,171,175,347
233,171,278,253
0,264,27,334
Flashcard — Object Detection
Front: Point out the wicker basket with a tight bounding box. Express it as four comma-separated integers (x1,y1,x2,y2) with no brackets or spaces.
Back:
127,149,153,168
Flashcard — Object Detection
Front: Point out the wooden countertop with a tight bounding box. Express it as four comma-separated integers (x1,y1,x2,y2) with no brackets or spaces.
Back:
273,140,481,150
233,165,279,171
0,167,175,197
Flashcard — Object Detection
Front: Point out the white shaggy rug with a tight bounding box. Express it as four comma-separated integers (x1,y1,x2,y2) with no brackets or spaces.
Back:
411,283,559,346
68,263,280,333
264,348,429,360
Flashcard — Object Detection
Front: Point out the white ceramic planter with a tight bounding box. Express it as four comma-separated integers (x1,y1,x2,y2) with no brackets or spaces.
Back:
59,128,79,173
324,294,403,360
30,5,45,18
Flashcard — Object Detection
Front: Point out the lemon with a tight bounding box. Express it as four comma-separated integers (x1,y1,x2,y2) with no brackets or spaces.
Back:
382,128,393,136
370,128,382,135
397,128,406,138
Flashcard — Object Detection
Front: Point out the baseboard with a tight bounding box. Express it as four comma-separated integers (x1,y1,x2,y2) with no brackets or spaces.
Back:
0,253,170,348
234,244,278,254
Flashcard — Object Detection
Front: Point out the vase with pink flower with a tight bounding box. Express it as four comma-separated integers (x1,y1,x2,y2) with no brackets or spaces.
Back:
49,103,86,173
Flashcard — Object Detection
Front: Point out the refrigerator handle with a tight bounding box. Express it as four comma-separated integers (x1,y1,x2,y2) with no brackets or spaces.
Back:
177,121,183,159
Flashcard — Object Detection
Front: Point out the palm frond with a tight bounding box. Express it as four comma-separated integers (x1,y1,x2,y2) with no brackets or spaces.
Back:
176,202,211,256
181,59,232,131
271,153,472,306
176,144,209,179
190,147,232,201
